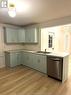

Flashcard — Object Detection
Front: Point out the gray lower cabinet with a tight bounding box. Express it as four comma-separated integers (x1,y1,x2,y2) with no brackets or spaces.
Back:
22,52,47,74
5,51,47,74
27,53,35,68
16,52,22,65
33,54,47,73
22,52,33,67
22,52,29,66
5,52,22,67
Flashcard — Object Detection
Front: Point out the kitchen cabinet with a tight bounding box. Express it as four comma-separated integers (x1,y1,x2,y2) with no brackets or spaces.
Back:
22,52,47,74
17,52,22,65
18,29,25,42
4,28,19,43
28,53,35,68
5,50,47,73
5,52,22,67
25,27,38,43
5,50,69,82
4,27,38,44
22,52,29,66
22,52,34,68
33,54,47,73
0,53,5,68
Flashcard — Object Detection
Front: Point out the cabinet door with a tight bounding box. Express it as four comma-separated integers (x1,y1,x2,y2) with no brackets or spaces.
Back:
11,29,18,43
5,28,13,43
22,52,29,66
17,52,22,65
35,55,47,73
25,29,31,42
5,28,18,43
22,52,35,68
32,54,37,69
30,28,38,43
38,55,47,74
27,53,34,68
10,52,22,67
18,29,25,42
10,53,18,67
5,53,10,67
25,27,38,43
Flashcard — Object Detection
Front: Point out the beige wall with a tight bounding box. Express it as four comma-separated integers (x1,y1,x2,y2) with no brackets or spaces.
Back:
70,33,71,53
41,24,71,53
41,26,63,52
60,25,71,53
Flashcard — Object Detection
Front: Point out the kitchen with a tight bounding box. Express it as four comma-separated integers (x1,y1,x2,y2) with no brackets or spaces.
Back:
0,0,71,95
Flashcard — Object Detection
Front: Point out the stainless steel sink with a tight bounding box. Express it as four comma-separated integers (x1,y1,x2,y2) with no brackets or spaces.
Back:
36,51,51,54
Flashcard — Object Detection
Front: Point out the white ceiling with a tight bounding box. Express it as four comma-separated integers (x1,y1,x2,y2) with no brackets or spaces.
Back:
0,0,71,26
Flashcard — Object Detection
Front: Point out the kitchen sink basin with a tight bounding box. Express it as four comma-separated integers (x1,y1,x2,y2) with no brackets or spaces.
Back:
36,51,51,54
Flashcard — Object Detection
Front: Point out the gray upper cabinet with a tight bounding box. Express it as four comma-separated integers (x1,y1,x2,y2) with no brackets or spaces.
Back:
4,27,38,44
18,29,25,42
4,28,19,43
25,27,38,43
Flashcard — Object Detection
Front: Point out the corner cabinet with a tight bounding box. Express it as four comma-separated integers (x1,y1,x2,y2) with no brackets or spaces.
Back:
5,51,47,74
5,52,22,67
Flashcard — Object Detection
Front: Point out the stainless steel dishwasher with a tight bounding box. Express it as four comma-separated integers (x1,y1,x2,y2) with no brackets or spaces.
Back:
47,56,63,80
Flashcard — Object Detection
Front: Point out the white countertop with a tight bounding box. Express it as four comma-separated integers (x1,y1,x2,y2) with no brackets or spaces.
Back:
47,52,69,57
5,50,69,57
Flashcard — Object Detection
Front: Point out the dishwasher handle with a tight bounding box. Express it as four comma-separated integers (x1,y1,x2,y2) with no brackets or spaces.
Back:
49,58,61,61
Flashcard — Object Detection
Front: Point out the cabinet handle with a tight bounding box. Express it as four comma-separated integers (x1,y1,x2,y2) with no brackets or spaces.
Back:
50,58,60,61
